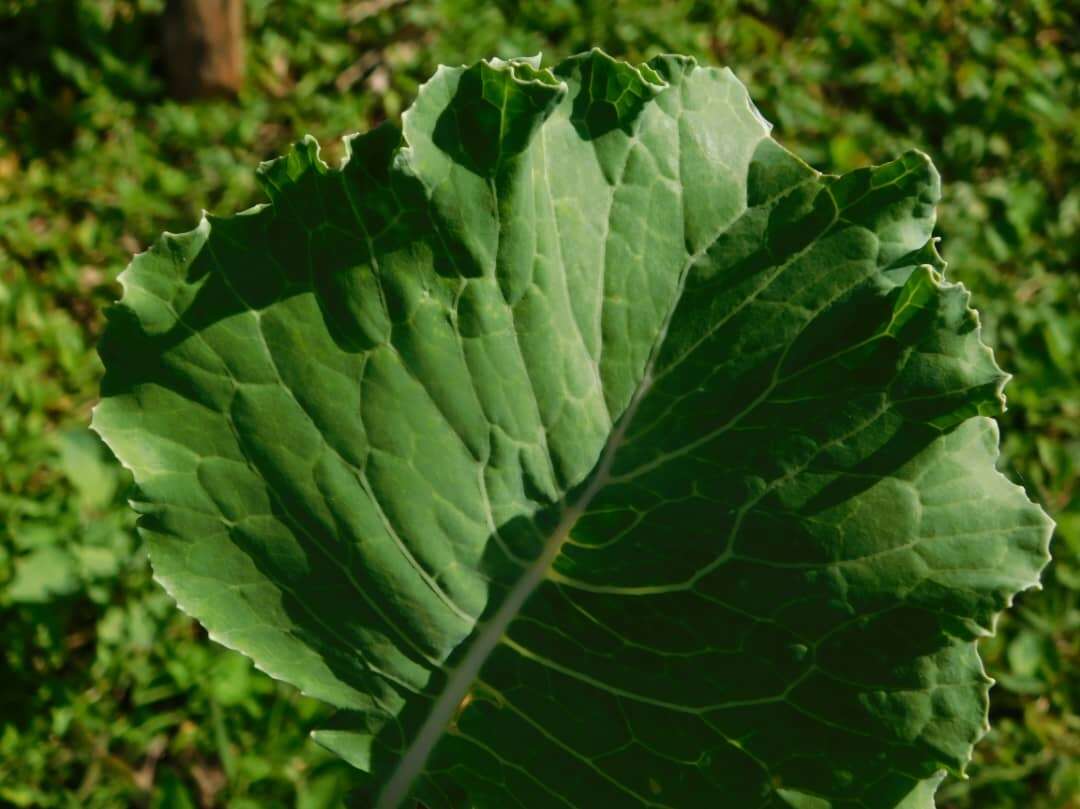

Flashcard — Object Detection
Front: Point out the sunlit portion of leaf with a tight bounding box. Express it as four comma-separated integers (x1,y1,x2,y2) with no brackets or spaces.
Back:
94,50,1052,809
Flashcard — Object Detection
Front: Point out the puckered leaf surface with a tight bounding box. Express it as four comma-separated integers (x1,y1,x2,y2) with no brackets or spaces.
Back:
93,51,1052,809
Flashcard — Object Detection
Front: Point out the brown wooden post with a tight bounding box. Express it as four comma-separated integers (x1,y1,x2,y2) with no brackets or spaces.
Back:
162,0,245,100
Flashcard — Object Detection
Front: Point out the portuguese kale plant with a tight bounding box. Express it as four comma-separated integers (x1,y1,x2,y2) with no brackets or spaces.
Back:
94,51,1052,808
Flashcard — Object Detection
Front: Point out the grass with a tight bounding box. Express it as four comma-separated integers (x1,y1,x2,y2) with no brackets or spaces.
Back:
0,1,1076,806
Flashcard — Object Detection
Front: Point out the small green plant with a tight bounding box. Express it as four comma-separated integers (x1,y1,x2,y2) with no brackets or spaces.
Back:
94,51,1052,808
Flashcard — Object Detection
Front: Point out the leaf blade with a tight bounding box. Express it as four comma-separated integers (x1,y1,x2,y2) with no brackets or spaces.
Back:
93,50,1052,809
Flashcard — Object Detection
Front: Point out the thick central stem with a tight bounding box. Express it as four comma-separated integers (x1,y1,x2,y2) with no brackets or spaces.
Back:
375,372,654,809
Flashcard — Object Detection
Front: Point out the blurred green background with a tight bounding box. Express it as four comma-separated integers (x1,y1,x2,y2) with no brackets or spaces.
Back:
0,1,1077,806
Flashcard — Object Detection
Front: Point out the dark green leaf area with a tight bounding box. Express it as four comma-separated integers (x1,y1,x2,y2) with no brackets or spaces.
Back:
93,51,1052,809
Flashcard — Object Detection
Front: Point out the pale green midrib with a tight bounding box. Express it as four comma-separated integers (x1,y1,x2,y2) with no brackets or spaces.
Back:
375,311,657,808
378,97,733,806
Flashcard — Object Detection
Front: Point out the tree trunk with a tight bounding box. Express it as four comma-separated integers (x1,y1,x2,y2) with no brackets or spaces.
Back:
162,0,245,100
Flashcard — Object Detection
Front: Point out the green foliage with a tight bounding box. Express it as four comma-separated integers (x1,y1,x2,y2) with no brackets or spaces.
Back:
1,1,1076,807
94,48,1054,807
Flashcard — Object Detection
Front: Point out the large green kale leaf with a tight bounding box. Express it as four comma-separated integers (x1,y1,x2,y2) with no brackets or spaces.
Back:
93,51,1052,808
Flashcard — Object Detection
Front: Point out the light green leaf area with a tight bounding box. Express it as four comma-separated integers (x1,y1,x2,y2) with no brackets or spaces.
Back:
93,51,1052,809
